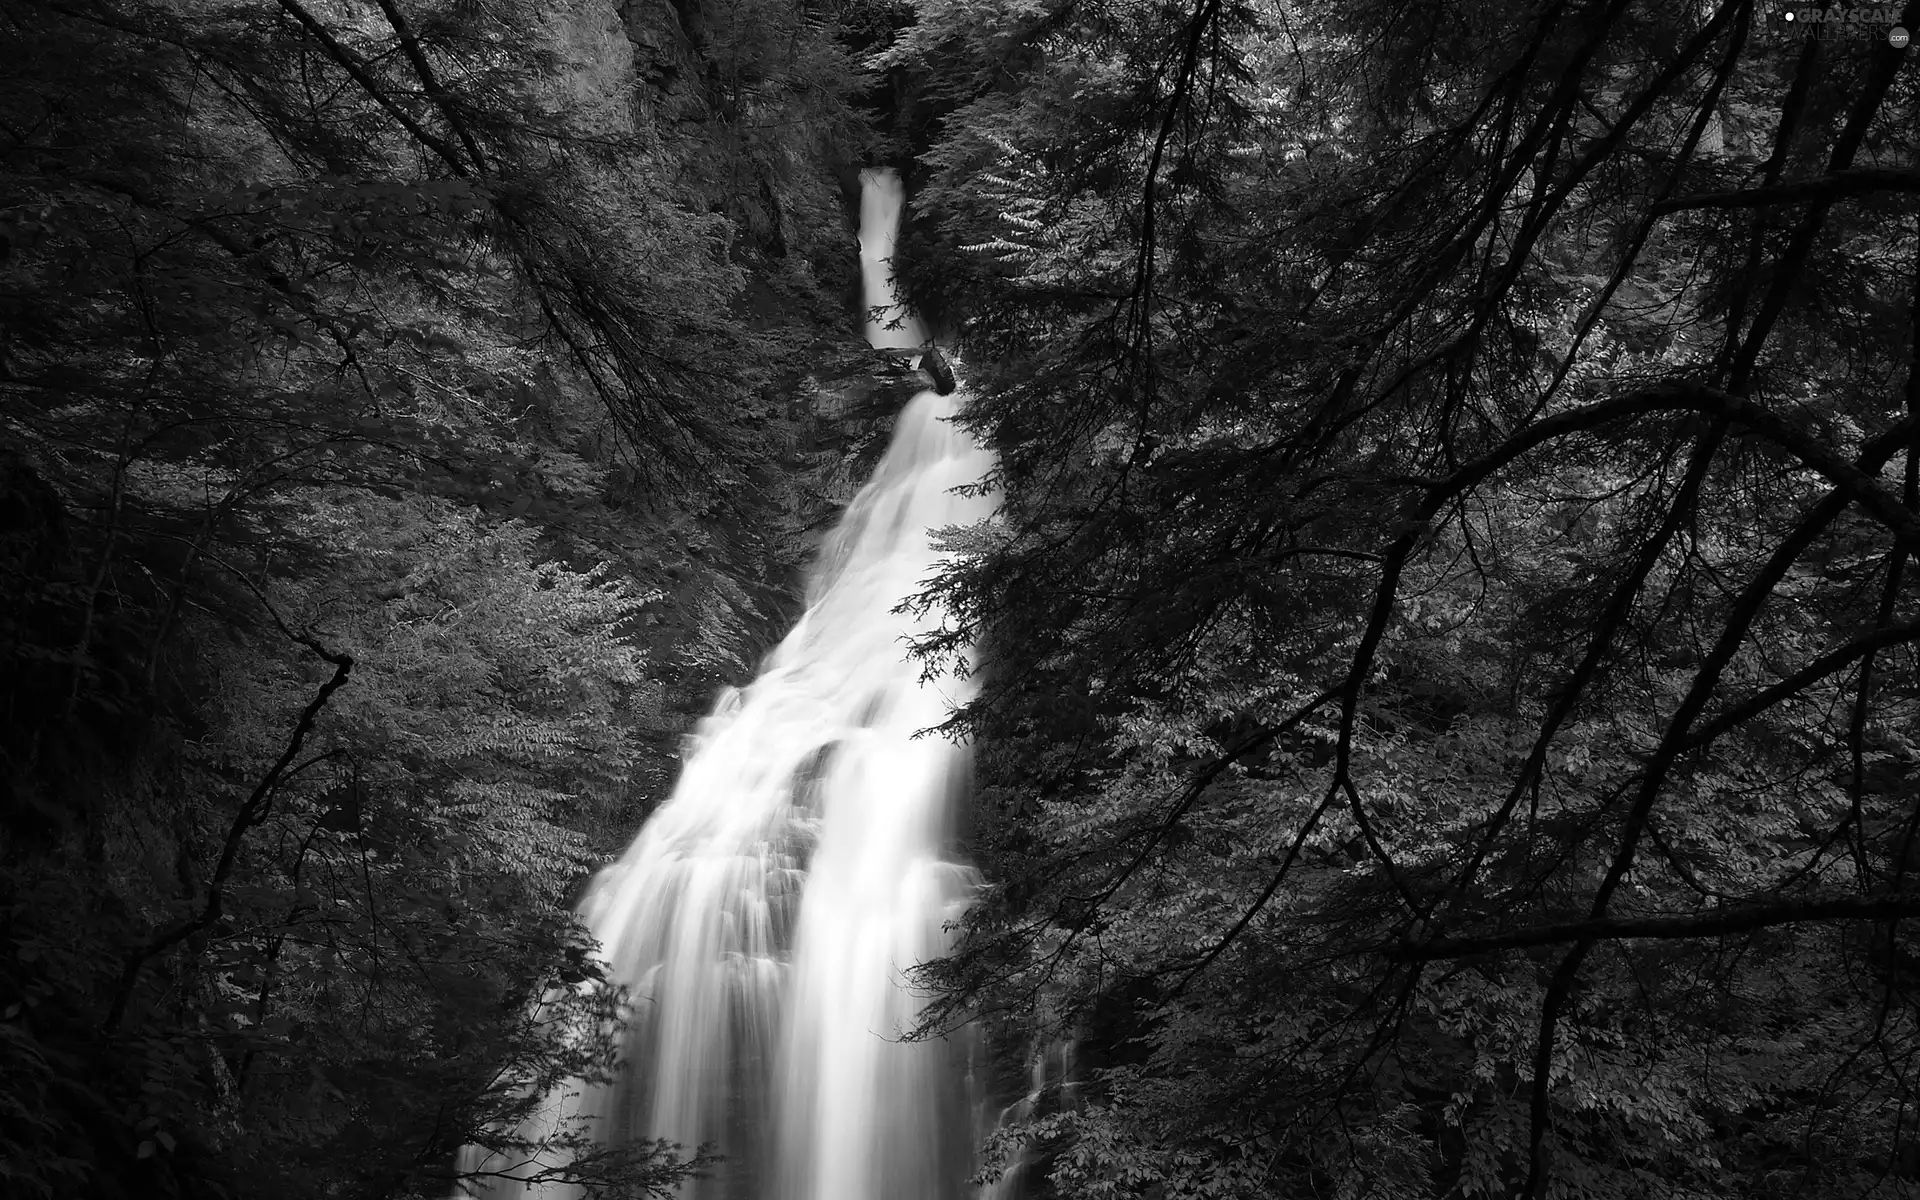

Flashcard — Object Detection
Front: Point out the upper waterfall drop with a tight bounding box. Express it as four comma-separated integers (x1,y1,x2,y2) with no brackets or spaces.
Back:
859,168,929,350
456,170,993,1200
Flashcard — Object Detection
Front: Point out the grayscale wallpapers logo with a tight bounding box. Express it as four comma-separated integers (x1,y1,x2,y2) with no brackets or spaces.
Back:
1772,4,1910,46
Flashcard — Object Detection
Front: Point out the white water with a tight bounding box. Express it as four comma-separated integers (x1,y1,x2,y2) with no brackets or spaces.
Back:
859,167,929,350
458,169,991,1200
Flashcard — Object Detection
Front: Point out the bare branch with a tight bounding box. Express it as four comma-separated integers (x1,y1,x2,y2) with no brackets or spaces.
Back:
1685,619,1920,752
105,635,354,1032
1652,167,1920,215
1389,892,1920,961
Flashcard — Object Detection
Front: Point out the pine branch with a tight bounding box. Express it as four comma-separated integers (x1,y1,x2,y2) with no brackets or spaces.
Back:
368,0,491,175
273,0,471,177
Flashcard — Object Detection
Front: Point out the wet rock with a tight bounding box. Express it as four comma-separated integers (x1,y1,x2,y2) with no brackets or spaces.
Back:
922,342,956,395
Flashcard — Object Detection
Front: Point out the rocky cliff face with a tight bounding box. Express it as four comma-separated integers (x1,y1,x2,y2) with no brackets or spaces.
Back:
611,0,872,316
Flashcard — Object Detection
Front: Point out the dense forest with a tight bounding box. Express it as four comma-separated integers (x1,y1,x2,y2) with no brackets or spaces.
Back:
2,0,1917,1197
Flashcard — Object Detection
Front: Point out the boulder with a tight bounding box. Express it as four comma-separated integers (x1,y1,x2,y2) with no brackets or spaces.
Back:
922,342,956,395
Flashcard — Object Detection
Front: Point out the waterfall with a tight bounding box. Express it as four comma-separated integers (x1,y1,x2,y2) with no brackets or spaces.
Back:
858,167,929,350
458,169,990,1199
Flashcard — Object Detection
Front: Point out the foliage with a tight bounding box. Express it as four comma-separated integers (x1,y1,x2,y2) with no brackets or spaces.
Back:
889,0,1920,1196
0,0,879,1194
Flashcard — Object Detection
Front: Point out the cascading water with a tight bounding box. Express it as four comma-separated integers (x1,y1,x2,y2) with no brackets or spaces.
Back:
459,168,991,1199
858,168,929,350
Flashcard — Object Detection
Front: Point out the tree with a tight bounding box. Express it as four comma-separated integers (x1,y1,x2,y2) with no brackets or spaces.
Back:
893,0,1920,1195
0,0,876,1194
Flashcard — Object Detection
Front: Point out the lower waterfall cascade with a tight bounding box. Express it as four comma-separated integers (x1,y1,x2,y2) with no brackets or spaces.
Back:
458,168,996,1199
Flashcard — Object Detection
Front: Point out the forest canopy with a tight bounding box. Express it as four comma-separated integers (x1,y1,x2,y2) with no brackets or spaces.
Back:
892,0,1920,1198
0,0,874,1194
3,0,1918,1198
